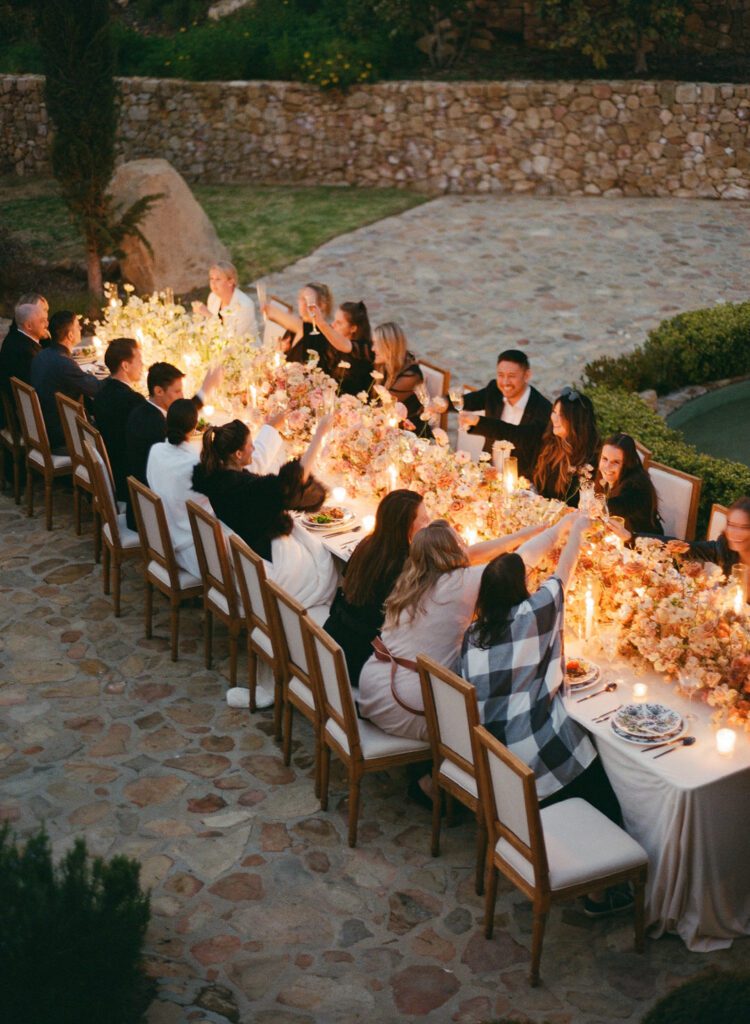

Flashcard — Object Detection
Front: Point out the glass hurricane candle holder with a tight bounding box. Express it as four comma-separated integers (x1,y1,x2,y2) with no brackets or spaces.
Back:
716,728,736,756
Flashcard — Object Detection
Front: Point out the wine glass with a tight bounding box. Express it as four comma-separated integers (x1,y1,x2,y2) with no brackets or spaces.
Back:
308,303,320,336
676,667,700,729
448,387,464,412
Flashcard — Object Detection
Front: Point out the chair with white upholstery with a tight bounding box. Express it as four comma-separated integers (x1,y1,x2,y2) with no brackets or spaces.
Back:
128,477,202,660
263,293,293,348
707,502,728,542
11,376,71,530
418,654,486,894
634,440,652,467
419,360,451,430
187,500,243,687
304,616,431,847
76,415,117,563
230,535,282,716
474,724,648,986
82,441,140,616
56,392,93,535
647,460,701,540
0,390,24,504
455,384,485,461
264,579,328,788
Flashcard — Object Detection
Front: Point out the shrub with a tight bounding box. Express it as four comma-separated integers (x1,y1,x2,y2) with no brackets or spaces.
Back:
0,825,152,1024
588,385,750,534
584,301,750,395
641,969,750,1024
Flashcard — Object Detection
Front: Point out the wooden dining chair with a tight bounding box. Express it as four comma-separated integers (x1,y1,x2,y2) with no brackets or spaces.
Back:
634,440,652,468
473,724,648,987
82,441,140,616
304,616,431,847
264,579,328,789
56,392,93,535
455,384,485,461
707,502,729,542
128,477,203,660
187,500,244,687
417,654,486,895
230,534,283,714
11,376,72,530
76,415,116,563
263,294,294,348
419,360,451,430
647,460,701,540
0,390,24,504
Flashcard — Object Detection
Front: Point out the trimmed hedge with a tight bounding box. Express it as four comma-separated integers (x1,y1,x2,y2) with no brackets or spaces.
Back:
587,385,750,536
584,301,750,395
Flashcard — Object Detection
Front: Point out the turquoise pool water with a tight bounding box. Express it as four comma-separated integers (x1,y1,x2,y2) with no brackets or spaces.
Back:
667,379,750,466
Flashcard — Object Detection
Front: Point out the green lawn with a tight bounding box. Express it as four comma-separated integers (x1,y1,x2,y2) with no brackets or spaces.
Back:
0,177,429,315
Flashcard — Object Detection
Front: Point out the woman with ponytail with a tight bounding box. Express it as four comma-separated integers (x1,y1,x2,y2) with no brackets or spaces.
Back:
264,283,338,374
304,298,374,395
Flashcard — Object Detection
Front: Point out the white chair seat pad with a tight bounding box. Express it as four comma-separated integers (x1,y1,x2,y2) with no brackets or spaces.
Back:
208,585,231,617
289,673,315,710
74,464,90,485
29,449,71,470
496,797,648,892
250,626,273,659
308,603,330,626
148,559,201,592
439,757,478,799
326,716,430,760
1,428,23,447
103,515,140,549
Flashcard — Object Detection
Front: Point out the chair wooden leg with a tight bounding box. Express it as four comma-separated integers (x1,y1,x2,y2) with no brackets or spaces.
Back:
246,643,258,712
44,474,53,530
92,509,101,563
282,701,294,765
484,859,498,939
313,721,321,799
633,878,646,953
445,791,456,827
170,599,180,661
102,544,111,595
112,553,122,617
347,772,362,848
73,484,81,534
319,743,331,811
475,815,487,896
430,772,442,858
12,455,21,504
204,606,213,668
144,581,153,639
273,672,284,741
530,907,548,987
26,464,33,517
229,629,239,686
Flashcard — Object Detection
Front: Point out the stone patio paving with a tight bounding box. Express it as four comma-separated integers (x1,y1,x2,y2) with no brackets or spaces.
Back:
2,194,750,1023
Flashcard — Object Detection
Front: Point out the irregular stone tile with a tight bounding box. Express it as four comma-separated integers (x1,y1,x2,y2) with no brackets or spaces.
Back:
141,854,174,888
190,934,242,966
261,822,291,851
176,827,252,879
123,775,187,807
134,682,175,702
163,873,204,898
164,753,231,778
239,754,295,786
144,817,194,837
44,564,93,584
68,801,111,826
209,872,263,902
227,955,288,1001
461,929,527,975
141,725,184,752
135,712,164,730
187,794,227,814
64,714,104,733
64,762,119,784
214,774,249,791
391,964,460,1016
199,734,234,752
411,926,456,963
87,723,131,756
452,995,493,1023
195,984,240,1023
201,810,252,829
388,889,443,935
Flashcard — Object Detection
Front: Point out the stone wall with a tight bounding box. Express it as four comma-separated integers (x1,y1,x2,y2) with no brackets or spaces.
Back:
2,74,749,198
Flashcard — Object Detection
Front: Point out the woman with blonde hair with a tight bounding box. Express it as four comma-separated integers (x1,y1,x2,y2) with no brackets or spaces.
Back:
192,261,258,340
372,321,430,434
357,518,544,742
262,283,337,372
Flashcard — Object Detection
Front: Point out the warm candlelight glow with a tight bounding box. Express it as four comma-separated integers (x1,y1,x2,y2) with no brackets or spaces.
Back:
387,464,398,492
716,728,736,756
202,405,214,417
136,328,144,344
249,384,258,408
363,514,375,533
184,352,195,367
332,486,346,503
733,585,744,615
584,581,595,642
388,416,398,428
464,527,478,546
93,335,103,352
503,456,518,495
273,352,283,369
632,682,648,701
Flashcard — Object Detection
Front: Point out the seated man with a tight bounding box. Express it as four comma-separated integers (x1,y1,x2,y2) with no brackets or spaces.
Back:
0,294,50,425
457,349,551,481
93,337,145,502
30,310,101,452
125,360,222,527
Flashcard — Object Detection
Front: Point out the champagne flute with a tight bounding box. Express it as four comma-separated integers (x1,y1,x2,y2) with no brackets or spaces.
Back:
308,303,320,336
448,386,464,412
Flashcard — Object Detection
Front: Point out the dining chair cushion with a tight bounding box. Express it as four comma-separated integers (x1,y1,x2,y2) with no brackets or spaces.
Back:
74,464,90,485
207,586,230,616
289,673,315,710
147,560,201,591
250,625,273,659
439,757,478,799
29,449,71,470
103,515,140,549
308,603,330,626
495,797,648,892
325,717,430,760
1,428,23,446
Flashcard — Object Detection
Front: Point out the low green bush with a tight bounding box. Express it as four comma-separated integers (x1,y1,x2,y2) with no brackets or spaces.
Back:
588,385,750,534
0,825,152,1024
585,301,750,394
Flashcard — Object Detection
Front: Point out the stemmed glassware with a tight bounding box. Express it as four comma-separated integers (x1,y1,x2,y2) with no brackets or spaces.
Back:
448,386,464,412
308,302,320,335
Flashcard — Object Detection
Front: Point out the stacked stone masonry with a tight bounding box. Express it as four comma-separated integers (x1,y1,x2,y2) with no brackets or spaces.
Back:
2,74,749,198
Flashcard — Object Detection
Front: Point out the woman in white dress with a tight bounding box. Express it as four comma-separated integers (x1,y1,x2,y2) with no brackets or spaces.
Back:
192,260,258,341
357,518,544,742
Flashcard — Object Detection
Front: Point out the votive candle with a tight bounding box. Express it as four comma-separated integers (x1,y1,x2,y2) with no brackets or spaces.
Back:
503,457,518,495
464,527,478,547
249,384,258,408
632,682,648,702
363,514,375,533
387,464,398,492
733,585,744,616
716,728,736,756
332,486,346,503
584,582,595,643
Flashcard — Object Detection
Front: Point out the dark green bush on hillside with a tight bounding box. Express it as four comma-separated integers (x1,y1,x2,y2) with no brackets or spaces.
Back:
584,301,750,394
0,826,151,1024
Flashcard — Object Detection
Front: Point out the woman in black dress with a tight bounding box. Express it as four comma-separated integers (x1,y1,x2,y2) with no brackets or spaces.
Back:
308,299,374,396
596,432,663,536
533,387,600,506
371,322,432,437
324,489,429,685
263,283,338,376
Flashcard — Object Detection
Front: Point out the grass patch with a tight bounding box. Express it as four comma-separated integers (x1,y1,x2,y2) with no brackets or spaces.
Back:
0,177,429,315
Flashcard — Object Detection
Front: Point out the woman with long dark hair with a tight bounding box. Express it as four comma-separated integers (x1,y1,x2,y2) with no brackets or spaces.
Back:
668,495,750,579
324,489,429,685
533,387,600,505
596,432,662,536
308,299,374,395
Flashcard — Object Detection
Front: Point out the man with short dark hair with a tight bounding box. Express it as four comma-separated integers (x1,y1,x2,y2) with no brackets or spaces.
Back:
0,295,50,425
93,337,145,501
30,310,101,452
457,349,552,480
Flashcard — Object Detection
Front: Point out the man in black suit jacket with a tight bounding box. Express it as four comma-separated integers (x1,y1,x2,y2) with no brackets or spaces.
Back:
125,359,222,527
457,349,552,481
93,338,146,502
0,295,49,425
30,310,101,452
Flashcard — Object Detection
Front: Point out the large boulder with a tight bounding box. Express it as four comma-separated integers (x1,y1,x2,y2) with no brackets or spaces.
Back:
109,158,230,294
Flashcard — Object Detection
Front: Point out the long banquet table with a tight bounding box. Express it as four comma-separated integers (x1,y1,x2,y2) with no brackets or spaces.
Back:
565,647,750,952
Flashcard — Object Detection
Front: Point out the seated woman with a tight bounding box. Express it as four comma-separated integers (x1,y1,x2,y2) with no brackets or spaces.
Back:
533,387,600,506
596,432,663,536
192,261,258,340
308,299,374,396
324,489,430,686
263,283,337,374
192,413,338,611
461,513,629,918
357,518,544,742
667,496,750,579
371,322,431,437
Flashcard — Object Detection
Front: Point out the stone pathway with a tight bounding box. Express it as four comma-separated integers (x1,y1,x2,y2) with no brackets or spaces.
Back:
1,487,747,1024
263,196,750,398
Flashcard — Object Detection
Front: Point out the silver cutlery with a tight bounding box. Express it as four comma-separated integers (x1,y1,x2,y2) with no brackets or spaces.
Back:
652,737,697,759
592,703,622,722
576,681,618,703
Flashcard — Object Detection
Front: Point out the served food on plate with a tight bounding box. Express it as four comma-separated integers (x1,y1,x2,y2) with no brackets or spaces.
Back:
303,506,352,527
565,657,593,681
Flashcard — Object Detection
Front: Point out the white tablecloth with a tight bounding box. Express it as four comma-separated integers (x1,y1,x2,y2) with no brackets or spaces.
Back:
565,647,750,951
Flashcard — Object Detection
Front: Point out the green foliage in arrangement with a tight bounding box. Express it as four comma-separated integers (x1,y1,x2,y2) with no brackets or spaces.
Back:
641,969,750,1024
537,0,690,73
587,385,750,533
584,301,750,395
0,825,151,1024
